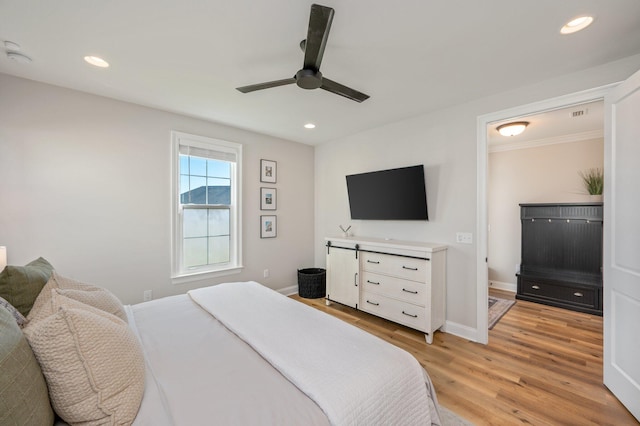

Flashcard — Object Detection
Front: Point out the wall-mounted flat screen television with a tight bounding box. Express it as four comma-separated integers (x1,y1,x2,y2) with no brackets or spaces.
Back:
346,165,428,220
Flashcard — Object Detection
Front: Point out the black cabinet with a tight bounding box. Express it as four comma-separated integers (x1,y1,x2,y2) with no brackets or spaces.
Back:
516,203,603,315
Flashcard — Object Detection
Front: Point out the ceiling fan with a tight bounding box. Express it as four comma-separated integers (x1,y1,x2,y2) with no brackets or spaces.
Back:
236,4,370,103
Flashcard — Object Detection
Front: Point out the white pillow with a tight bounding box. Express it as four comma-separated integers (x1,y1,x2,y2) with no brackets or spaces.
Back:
23,295,144,425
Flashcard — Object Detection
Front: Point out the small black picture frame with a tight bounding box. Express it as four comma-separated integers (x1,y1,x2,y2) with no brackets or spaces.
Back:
260,215,277,238
260,187,277,210
260,159,277,183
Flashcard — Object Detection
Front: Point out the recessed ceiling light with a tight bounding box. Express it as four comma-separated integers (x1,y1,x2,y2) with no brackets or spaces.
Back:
304,123,316,129
561,16,594,34
497,121,529,137
84,55,109,68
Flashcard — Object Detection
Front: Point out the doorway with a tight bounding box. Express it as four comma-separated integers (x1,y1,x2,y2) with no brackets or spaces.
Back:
475,84,615,344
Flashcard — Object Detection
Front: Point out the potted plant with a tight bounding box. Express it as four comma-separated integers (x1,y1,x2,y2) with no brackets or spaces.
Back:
579,168,603,201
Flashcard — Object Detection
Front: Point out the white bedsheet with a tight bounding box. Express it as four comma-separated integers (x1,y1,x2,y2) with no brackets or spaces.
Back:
189,281,441,426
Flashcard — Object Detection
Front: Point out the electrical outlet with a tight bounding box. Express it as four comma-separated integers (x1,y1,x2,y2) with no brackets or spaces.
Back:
143,290,152,302
456,232,473,244
263,269,270,278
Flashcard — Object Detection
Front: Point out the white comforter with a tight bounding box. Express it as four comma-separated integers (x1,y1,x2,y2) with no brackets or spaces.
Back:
189,281,440,426
127,281,441,425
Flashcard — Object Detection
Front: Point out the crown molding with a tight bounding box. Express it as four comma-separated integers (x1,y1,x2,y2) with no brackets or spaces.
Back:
489,129,603,153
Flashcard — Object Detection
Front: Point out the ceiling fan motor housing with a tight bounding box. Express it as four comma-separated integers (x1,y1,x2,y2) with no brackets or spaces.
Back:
295,69,323,89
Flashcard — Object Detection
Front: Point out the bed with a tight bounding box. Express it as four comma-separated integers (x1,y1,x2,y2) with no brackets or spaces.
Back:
0,259,443,426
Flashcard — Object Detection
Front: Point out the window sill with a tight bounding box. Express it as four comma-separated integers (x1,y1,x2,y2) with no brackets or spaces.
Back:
171,265,243,285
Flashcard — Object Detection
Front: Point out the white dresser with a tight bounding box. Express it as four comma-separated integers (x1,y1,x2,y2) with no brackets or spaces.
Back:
325,236,447,344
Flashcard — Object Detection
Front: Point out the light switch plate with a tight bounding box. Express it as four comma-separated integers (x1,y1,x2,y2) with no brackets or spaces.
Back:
456,232,473,244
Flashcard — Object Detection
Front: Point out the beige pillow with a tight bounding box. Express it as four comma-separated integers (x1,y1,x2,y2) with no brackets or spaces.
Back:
23,296,144,425
28,271,127,323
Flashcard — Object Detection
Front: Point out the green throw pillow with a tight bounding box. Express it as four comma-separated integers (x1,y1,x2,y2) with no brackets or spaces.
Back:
0,305,54,425
0,257,54,316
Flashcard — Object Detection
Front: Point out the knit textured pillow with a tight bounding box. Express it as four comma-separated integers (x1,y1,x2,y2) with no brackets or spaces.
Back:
28,271,127,323
23,297,144,425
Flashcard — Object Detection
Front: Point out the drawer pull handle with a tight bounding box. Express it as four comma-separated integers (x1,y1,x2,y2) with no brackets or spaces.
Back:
574,292,583,297
402,266,418,271
402,288,418,294
366,300,380,306
367,260,380,264
367,280,380,285
402,311,418,318
531,285,540,290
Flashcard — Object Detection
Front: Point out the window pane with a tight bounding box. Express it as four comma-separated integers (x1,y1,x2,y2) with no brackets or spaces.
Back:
184,209,207,238
190,156,207,176
208,236,230,264
179,155,189,174
184,237,207,268
180,175,190,202
188,176,207,204
208,160,230,178
208,209,230,236
207,178,231,205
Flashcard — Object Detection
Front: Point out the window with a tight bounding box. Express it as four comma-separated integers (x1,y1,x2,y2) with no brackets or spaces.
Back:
172,131,242,281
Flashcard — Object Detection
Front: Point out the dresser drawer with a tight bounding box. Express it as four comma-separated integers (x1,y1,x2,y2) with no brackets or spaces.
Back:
519,278,598,310
360,291,427,332
361,271,427,307
361,252,428,283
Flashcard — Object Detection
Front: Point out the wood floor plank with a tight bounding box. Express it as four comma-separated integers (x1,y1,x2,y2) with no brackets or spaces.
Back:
291,293,638,425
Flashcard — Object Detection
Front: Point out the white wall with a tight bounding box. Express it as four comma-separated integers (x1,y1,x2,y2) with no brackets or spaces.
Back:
488,138,604,289
315,54,640,336
0,74,315,304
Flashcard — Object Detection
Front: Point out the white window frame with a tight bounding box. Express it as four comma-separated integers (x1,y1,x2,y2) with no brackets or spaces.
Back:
171,131,243,284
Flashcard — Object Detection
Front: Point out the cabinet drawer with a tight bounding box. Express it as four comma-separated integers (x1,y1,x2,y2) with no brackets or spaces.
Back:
361,271,426,307
520,279,597,309
361,252,428,283
360,291,427,332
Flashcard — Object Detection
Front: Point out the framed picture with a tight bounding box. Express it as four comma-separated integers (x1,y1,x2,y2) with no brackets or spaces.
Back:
260,187,277,210
260,159,277,183
260,215,277,238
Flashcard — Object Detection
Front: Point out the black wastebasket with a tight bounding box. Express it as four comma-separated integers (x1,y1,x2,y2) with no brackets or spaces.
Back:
297,268,326,299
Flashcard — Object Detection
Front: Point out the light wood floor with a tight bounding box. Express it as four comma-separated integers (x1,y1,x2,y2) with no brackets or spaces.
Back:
291,290,638,425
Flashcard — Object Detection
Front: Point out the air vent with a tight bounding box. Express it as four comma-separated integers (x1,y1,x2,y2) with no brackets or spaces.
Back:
572,108,589,118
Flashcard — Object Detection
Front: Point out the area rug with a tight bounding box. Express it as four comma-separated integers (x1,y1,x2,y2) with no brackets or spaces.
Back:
440,405,475,425
488,296,515,329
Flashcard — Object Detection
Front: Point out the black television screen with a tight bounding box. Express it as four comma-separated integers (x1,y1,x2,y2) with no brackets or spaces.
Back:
346,165,428,220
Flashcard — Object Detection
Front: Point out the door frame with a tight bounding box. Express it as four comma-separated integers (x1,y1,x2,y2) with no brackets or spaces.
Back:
475,83,617,344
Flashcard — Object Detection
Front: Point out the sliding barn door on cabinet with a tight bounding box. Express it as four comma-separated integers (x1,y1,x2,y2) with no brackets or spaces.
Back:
325,244,359,308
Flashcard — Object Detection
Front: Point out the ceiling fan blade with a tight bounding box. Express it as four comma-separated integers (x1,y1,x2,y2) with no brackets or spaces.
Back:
320,77,370,103
236,78,296,93
303,4,334,71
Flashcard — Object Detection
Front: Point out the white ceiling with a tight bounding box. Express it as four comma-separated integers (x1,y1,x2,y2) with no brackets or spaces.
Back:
1,1,639,145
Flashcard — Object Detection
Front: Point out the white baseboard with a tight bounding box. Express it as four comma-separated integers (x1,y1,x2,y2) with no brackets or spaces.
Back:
442,321,480,342
277,285,298,296
488,280,516,293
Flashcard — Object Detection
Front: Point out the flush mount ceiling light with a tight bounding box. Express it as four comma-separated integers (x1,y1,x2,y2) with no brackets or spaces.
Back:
84,55,109,68
497,121,529,137
304,123,316,129
561,16,594,34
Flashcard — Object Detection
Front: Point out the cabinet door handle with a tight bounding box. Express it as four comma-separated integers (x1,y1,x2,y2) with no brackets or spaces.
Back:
574,292,583,297
402,266,418,271
366,300,379,306
367,279,380,285
402,288,418,294
402,311,418,318
531,285,540,290
367,260,380,264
